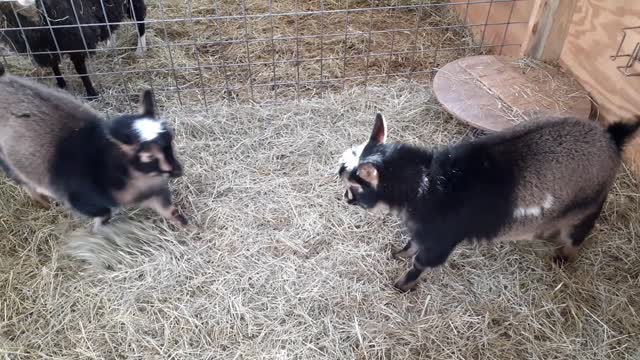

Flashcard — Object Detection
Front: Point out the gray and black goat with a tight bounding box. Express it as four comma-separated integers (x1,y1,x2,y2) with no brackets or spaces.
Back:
0,0,147,98
0,64,188,229
339,113,639,292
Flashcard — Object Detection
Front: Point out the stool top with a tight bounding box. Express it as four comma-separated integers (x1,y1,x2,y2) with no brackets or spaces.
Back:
433,55,592,132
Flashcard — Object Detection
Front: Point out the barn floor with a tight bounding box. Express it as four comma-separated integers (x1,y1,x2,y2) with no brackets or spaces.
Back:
1,82,639,359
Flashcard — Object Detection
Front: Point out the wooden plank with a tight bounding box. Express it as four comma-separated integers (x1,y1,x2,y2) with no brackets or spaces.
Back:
449,0,534,56
559,0,640,176
434,55,591,132
520,0,577,61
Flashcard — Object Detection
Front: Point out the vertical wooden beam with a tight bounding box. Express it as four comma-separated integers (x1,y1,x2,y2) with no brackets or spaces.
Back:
520,0,577,61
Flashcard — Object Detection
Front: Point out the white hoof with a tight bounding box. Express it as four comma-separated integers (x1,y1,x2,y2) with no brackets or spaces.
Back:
135,34,147,56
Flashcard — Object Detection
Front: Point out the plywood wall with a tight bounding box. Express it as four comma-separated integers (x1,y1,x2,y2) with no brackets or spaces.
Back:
560,0,640,175
450,0,533,56
451,0,640,122
560,0,640,121
453,0,640,176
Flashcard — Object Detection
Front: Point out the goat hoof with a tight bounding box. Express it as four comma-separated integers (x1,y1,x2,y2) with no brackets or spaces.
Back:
176,215,188,226
33,198,51,209
552,254,571,268
391,249,411,260
393,279,416,293
85,89,99,100
170,210,188,227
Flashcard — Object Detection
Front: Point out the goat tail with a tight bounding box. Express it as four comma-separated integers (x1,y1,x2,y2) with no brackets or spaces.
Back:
607,118,640,152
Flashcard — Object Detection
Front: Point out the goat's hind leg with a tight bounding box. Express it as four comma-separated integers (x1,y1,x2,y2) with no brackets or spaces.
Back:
0,154,50,208
552,202,605,266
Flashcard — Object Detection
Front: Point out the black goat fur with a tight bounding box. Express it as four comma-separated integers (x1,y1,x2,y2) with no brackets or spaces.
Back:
0,0,146,97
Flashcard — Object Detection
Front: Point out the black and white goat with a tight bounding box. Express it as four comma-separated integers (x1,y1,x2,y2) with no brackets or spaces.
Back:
0,64,187,229
338,113,639,292
0,0,147,98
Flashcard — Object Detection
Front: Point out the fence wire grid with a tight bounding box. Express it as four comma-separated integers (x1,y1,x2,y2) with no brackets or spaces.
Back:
0,0,527,111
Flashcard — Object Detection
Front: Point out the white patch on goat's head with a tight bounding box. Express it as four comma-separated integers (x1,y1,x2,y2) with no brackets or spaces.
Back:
133,117,165,142
338,142,365,173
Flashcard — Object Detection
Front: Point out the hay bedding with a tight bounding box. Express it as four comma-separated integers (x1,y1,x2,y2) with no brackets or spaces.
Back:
1,0,640,357
1,82,640,359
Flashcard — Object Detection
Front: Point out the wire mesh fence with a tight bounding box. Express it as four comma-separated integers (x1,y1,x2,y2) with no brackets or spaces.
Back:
0,0,528,111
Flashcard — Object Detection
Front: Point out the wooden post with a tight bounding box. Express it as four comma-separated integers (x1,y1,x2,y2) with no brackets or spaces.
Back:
520,0,577,61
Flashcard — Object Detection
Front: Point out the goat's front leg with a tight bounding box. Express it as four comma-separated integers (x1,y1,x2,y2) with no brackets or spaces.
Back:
142,188,188,227
50,57,67,89
92,212,112,233
392,239,419,260
70,53,98,99
394,240,455,292
25,187,52,209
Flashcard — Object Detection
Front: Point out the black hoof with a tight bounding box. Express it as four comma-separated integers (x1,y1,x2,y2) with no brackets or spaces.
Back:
171,209,189,227
393,280,416,293
85,88,99,100
552,255,569,267
176,214,189,226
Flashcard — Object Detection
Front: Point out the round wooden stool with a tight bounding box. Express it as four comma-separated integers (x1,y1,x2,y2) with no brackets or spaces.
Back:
433,55,593,132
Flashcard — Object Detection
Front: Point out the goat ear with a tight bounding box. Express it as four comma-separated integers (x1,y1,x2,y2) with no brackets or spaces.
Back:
357,163,379,188
139,89,155,117
369,112,387,144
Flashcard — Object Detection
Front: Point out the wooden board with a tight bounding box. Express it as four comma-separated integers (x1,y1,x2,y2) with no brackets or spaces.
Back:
560,0,640,120
559,0,640,175
520,0,577,60
450,0,534,56
433,55,591,131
